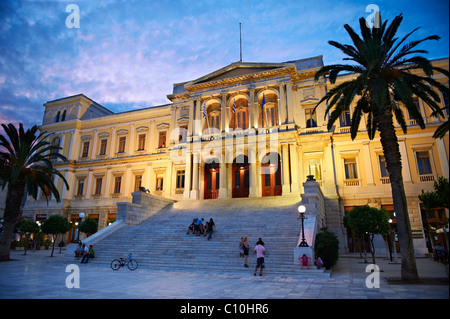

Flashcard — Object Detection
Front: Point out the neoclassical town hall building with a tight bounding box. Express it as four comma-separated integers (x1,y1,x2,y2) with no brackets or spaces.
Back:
19,56,449,254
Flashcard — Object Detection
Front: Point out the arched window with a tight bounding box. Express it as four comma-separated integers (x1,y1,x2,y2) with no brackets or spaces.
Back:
259,93,278,128
204,102,221,134
55,111,61,123
230,97,249,130
61,110,67,121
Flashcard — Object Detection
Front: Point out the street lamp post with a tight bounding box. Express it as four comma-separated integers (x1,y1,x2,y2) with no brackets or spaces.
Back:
76,212,85,243
298,205,308,247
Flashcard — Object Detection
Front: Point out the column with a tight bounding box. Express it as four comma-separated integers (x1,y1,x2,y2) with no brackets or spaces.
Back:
398,138,412,183
85,169,93,200
279,84,286,125
108,127,116,158
123,165,131,198
104,168,112,199
184,153,192,199
70,130,80,161
281,143,291,194
436,138,449,179
286,83,294,124
128,124,135,155
289,143,299,194
249,147,258,197
249,88,255,129
190,152,199,199
219,149,228,198
188,100,194,137
221,93,227,132
194,99,202,137
90,129,97,160
362,141,375,185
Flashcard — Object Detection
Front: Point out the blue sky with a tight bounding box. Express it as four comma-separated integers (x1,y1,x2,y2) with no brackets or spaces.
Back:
0,0,448,129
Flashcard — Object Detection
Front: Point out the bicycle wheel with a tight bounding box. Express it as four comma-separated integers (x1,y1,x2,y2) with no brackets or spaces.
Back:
127,259,138,270
111,259,121,270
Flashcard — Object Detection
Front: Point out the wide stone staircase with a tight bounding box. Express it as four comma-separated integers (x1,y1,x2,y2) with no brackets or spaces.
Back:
73,196,329,277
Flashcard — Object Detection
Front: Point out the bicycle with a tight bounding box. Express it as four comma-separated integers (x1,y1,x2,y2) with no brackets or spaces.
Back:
110,254,138,271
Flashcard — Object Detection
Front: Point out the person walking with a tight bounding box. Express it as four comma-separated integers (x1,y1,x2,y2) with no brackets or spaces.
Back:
207,218,215,240
243,236,250,267
253,239,266,276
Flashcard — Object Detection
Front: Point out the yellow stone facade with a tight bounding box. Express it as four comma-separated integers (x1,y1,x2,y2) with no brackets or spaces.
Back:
21,56,449,253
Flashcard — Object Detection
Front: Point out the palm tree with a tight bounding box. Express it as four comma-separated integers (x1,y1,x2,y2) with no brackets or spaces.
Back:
0,123,69,261
313,13,449,282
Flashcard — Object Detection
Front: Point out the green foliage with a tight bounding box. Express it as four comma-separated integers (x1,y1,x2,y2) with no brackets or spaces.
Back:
419,177,449,209
79,217,98,236
17,220,40,235
344,205,390,264
314,228,340,269
41,215,71,235
344,205,390,237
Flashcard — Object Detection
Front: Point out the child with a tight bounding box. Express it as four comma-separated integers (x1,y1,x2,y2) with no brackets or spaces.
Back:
299,254,310,270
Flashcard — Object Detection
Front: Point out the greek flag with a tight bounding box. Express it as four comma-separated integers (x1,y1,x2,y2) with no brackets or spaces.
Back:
261,93,266,110
232,98,236,113
202,103,206,119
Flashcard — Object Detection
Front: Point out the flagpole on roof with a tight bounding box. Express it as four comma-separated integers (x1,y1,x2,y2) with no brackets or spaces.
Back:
239,23,242,63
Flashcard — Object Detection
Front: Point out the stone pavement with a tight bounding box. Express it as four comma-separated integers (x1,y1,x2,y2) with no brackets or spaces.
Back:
0,249,448,301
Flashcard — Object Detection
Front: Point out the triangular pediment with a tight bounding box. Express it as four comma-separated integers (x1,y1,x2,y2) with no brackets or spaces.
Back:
193,63,287,85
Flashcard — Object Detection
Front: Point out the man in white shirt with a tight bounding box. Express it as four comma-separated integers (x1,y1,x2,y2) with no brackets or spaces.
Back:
253,239,266,276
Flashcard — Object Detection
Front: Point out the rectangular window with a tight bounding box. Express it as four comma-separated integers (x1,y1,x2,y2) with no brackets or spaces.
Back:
409,97,421,119
344,158,358,179
82,141,90,158
158,131,166,148
340,110,351,127
138,134,146,151
77,179,85,196
134,175,142,192
379,155,388,177
308,159,322,181
118,137,126,153
94,178,102,195
179,126,188,143
156,177,164,191
176,170,185,189
99,139,107,155
305,108,317,128
114,176,122,194
416,151,432,175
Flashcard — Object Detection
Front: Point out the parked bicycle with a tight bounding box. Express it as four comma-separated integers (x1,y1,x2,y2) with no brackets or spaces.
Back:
111,253,138,271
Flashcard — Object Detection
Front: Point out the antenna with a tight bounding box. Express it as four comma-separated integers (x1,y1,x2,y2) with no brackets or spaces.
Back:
239,22,242,62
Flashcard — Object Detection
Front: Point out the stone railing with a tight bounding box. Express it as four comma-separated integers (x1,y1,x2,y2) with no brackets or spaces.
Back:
293,175,326,265
116,191,176,225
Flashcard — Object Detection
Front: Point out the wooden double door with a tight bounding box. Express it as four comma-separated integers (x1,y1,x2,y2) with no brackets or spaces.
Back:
204,166,220,199
232,166,249,198
261,164,282,197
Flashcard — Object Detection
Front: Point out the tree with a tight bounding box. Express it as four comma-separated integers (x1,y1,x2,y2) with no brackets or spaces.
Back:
313,13,449,282
418,177,449,210
79,217,98,237
314,227,340,269
344,206,390,264
17,219,40,255
41,215,72,257
0,123,69,261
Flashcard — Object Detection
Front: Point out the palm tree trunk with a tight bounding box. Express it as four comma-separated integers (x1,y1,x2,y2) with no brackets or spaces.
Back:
0,180,25,261
375,110,419,282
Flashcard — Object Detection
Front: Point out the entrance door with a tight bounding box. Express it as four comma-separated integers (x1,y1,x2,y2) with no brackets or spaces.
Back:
204,166,220,199
232,166,249,198
261,164,282,196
